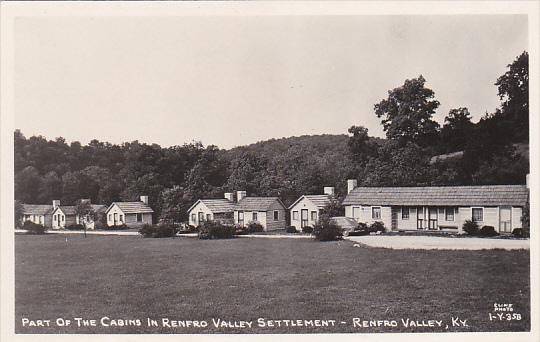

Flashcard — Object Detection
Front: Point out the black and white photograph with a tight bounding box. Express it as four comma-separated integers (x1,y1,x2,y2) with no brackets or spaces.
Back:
1,1,539,341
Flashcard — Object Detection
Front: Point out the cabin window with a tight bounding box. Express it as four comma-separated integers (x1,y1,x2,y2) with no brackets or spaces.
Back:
119,214,124,222
352,207,361,219
372,207,381,220
292,211,298,220
445,207,455,221
311,211,317,221
273,211,279,221
252,212,258,221
472,208,483,222
137,213,143,222
206,214,212,221
191,213,196,222
401,207,409,220
108,214,112,221
238,211,244,225
61,215,64,222
53,215,57,221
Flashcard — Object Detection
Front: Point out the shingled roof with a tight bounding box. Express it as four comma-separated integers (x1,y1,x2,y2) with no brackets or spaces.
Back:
108,201,154,214
188,199,235,213
288,194,332,209
55,206,77,215
342,185,529,207
235,197,285,211
21,204,53,215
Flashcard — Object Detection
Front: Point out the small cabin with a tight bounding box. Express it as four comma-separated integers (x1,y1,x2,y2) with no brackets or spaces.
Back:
234,193,287,231
20,204,54,228
288,187,334,229
105,196,154,227
342,180,529,234
187,193,236,227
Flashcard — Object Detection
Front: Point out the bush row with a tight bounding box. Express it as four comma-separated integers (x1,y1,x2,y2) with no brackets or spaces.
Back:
22,221,47,235
139,224,178,238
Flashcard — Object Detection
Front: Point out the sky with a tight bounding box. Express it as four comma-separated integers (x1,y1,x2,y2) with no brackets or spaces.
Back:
14,15,528,149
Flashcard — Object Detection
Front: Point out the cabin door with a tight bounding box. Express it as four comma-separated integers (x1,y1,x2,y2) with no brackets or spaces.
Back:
301,209,309,228
428,207,438,230
499,207,512,233
391,208,399,231
198,212,204,225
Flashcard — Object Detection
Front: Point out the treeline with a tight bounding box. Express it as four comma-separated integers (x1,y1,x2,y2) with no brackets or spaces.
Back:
14,52,529,222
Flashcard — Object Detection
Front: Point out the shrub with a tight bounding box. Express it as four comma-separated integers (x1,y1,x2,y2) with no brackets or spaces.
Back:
312,218,343,241
479,225,498,237
198,221,236,239
302,226,314,234
106,224,130,230
369,221,386,233
463,220,479,235
246,221,264,233
65,224,84,230
286,226,298,233
22,221,47,235
139,224,153,237
512,228,527,238
139,224,177,238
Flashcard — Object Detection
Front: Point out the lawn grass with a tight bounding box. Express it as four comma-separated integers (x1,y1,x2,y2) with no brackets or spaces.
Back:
15,234,530,334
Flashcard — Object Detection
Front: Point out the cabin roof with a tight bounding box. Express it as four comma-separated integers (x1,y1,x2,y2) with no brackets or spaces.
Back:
342,185,529,207
288,194,332,209
188,199,235,213
235,197,285,211
21,204,53,215
108,201,154,214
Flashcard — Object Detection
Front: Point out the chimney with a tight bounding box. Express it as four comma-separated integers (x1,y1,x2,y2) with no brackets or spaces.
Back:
237,191,247,202
140,195,149,205
52,200,60,209
224,192,234,202
526,174,530,188
347,179,358,194
323,187,335,196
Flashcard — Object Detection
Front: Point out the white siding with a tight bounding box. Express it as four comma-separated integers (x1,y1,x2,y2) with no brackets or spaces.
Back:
188,202,213,227
106,205,126,226
234,210,268,230
512,207,523,229
289,197,320,229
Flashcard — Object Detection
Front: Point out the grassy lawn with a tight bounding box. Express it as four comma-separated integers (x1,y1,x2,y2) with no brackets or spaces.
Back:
15,234,530,334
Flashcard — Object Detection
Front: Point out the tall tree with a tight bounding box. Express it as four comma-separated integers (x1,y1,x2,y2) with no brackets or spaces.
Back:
440,107,474,153
374,75,440,147
495,51,528,142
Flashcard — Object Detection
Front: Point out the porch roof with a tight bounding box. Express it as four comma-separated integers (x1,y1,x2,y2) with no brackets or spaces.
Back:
342,185,529,207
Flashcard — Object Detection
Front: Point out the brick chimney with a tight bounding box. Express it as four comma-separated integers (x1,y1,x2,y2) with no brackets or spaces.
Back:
224,192,234,202
140,195,149,205
52,200,60,209
347,179,358,194
323,187,335,196
237,191,247,202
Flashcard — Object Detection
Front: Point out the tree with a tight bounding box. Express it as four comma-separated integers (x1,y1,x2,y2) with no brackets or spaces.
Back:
362,140,432,186
15,166,42,203
38,171,62,203
495,51,528,142
75,199,95,237
347,125,378,163
159,186,192,223
225,152,268,195
14,200,24,228
439,107,474,153
374,75,440,147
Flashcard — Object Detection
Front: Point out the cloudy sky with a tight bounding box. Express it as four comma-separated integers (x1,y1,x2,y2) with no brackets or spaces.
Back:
14,15,527,149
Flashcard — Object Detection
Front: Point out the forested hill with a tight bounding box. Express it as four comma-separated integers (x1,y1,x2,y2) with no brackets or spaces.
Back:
14,51,530,222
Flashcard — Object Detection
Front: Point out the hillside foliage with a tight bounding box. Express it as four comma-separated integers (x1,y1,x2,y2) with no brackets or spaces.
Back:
14,52,529,223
